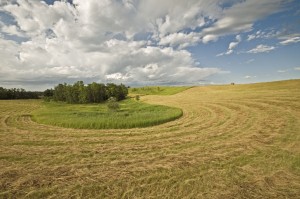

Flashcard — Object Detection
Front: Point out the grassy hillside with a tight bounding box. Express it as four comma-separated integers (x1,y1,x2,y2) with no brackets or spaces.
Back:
129,86,192,95
0,79,299,198
32,99,182,129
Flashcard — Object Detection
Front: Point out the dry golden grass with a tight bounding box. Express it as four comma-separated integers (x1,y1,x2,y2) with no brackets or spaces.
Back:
0,80,300,198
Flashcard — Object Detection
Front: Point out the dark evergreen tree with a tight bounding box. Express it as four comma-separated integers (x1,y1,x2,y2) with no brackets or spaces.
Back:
0,87,40,99
44,89,54,97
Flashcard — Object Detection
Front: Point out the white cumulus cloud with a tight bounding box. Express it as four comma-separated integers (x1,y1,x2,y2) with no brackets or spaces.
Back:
247,44,275,54
0,0,290,89
244,75,257,79
279,34,300,45
201,0,286,43
246,30,279,41
217,34,241,56
277,70,286,73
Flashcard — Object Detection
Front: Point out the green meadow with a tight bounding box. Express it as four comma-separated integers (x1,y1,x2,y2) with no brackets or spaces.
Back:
129,86,192,95
32,99,182,129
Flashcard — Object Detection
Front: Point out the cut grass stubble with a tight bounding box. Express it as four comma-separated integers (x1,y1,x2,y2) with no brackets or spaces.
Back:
1,80,300,198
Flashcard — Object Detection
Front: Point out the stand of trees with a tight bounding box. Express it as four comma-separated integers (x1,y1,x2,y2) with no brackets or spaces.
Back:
0,87,40,99
46,81,128,103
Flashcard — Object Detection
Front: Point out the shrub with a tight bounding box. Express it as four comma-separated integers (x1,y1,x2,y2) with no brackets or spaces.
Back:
43,97,52,102
135,95,140,101
107,97,120,111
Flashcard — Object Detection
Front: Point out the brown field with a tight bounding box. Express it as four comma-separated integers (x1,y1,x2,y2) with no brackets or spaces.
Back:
0,80,300,198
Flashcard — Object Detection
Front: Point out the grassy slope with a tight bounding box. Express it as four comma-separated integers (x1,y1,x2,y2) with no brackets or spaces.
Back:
32,99,182,129
0,79,299,198
129,86,192,95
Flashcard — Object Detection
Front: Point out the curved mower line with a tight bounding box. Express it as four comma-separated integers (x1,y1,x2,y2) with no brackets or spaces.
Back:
0,80,299,198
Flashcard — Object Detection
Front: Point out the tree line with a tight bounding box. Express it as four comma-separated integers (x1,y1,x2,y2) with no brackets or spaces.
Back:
45,81,128,103
0,87,41,100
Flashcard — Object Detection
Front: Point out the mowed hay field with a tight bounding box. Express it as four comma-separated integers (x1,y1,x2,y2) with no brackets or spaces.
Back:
1,80,300,198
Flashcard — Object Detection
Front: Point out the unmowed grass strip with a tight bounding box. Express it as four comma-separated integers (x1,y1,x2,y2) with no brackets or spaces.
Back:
129,86,192,95
31,99,183,129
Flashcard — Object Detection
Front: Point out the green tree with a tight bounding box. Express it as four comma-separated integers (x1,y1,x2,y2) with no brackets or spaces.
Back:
44,89,54,97
0,87,8,99
51,81,128,104
53,83,67,101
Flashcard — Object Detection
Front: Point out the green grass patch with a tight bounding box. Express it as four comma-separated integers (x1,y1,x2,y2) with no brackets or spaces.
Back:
129,86,192,95
31,99,182,129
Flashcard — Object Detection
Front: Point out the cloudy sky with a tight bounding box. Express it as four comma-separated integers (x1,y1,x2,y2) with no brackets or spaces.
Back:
0,0,300,90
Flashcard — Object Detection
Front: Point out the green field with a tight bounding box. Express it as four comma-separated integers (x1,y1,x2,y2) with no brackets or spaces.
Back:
32,100,182,129
129,86,192,95
0,80,300,198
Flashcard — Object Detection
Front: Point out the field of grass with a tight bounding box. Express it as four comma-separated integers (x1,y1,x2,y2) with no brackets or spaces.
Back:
129,86,192,95
31,99,182,129
0,79,300,198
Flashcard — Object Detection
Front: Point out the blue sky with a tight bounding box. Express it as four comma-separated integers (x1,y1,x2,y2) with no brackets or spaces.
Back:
0,0,300,90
